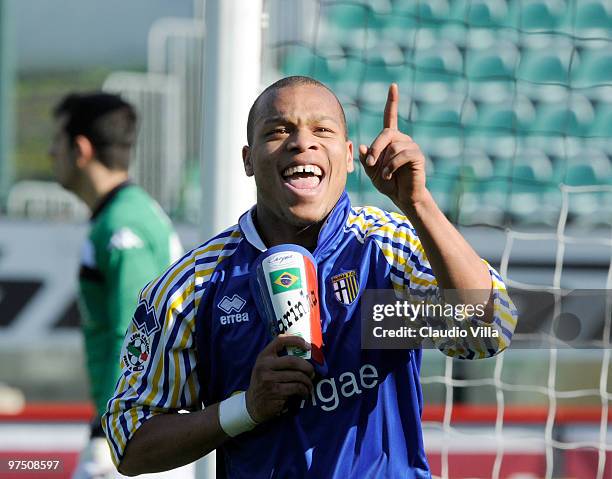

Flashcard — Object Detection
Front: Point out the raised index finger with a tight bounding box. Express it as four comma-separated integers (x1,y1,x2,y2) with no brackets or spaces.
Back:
383,83,399,130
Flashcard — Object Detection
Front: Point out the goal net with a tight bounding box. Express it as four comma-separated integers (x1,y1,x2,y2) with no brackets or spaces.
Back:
263,1,612,477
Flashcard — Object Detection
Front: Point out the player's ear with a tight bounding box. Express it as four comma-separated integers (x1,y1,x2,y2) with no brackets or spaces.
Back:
242,145,254,177
74,135,95,168
346,140,354,173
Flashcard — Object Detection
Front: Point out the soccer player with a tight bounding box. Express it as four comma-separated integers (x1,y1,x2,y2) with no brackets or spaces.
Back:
103,77,517,478
49,93,184,478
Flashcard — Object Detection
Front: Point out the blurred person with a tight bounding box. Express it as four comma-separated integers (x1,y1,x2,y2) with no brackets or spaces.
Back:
50,92,185,479
103,77,517,478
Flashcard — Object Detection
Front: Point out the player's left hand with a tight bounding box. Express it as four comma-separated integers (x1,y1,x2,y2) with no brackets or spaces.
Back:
358,83,429,212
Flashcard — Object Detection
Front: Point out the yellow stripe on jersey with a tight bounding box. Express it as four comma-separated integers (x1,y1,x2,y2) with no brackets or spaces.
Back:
152,259,194,312
347,210,427,257
107,377,128,464
141,229,241,307
170,347,183,406
351,207,428,257
347,206,435,288
143,282,196,407
102,225,244,466
373,231,437,292
435,261,518,359
185,370,199,405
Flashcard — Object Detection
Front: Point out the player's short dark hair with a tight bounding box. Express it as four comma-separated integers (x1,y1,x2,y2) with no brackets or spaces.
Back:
53,92,138,171
246,76,348,145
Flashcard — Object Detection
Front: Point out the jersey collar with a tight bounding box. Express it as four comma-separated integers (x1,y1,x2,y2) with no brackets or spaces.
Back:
90,180,132,220
239,207,267,252
238,190,352,261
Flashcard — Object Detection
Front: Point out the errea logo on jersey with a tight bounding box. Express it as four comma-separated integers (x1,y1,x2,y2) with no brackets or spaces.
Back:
219,295,246,314
218,294,249,325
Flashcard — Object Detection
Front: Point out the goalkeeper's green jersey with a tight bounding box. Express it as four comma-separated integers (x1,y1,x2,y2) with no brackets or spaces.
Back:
78,181,182,416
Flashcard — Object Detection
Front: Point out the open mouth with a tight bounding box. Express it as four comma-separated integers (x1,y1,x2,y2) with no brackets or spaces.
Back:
281,164,324,190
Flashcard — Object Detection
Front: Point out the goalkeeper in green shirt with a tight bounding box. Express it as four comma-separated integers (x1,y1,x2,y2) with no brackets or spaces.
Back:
50,92,183,478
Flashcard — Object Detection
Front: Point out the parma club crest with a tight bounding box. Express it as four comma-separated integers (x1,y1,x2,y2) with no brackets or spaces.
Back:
331,270,359,305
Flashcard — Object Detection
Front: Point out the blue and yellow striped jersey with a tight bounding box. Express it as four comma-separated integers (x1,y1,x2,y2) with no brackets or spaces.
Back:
102,191,517,478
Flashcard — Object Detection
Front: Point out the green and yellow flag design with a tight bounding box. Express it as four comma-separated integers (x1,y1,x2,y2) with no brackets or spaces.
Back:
270,268,302,294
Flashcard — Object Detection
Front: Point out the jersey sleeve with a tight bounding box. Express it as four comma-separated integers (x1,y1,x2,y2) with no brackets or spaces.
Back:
368,209,517,359
421,260,518,359
101,251,201,467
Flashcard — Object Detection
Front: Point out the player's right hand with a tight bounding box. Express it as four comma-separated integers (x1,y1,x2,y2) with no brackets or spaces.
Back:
358,83,429,213
245,334,315,423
